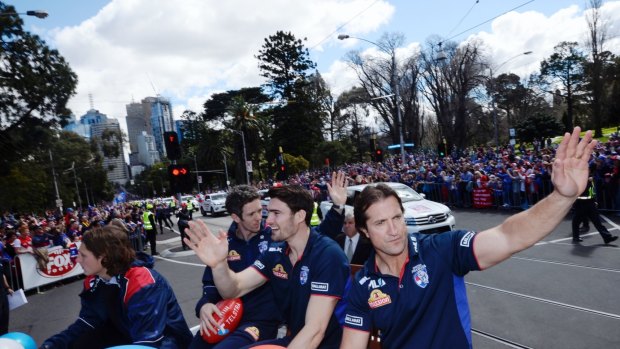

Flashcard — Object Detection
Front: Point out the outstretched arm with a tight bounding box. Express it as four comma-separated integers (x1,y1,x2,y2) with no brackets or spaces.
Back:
474,127,597,269
185,220,265,298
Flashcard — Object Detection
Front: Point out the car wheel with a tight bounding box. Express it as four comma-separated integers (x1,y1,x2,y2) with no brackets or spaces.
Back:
200,207,206,216
210,207,215,216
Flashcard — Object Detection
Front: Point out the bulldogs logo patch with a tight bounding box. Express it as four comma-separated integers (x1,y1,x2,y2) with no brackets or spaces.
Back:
300,266,309,285
258,241,268,254
412,264,429,288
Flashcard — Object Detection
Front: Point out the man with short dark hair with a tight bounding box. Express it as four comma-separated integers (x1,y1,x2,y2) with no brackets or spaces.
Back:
187,173,349,349
340,127,601,348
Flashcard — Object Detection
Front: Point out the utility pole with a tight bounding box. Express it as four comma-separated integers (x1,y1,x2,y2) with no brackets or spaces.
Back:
48,150,62,213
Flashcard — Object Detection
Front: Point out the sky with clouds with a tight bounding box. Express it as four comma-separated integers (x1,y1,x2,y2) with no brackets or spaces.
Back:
11,0,620,131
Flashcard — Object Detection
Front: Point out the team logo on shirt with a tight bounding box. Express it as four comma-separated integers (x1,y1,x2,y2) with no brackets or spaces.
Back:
410,235,418,253
311,282,329,292
368,289,392,309
245,326,260,341
412,264,429,288
300,266,309,285
253,260,265,270
258,241,268,254
368,278,386,290
345,314,363,326
272,264,288,279
227,250,241,261
460,231,475,247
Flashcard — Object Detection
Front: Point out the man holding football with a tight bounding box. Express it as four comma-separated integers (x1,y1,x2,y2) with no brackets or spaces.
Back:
339,127,598,348
188,172,349,349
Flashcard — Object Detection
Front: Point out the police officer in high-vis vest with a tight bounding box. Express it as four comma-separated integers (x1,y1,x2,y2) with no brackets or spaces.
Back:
310,201,320,227
143,204,158,255
572,167,618,244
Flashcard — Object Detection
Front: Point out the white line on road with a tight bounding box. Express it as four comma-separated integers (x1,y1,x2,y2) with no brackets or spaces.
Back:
510,256,620,273
154,255,204,267
467,282,620,320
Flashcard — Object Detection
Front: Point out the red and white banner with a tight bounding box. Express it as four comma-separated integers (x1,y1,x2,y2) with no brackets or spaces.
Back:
17,244,84,291
472,188,494,208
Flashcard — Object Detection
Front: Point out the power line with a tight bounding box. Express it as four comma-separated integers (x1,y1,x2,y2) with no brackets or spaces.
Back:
310,0,382,50
445,0,480,38
441,0,535,45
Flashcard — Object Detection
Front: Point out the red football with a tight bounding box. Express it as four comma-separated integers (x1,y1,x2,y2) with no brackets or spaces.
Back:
201,298,244,343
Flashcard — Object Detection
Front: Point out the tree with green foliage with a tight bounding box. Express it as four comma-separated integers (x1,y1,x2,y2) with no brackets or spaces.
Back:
0,3,78,175
256,31,325,166
514,113,563,143
255,31,316,99
539,41,586,132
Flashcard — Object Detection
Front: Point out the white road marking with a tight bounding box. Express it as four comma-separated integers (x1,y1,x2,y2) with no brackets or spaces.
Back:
467,282,620,320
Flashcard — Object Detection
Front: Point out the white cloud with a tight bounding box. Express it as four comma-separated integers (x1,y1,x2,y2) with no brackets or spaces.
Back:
321,1,620,134
45,0,394,125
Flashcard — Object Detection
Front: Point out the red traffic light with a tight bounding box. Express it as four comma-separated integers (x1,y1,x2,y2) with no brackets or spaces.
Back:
168,164,189,177
280,165,286,172
376,149,382,155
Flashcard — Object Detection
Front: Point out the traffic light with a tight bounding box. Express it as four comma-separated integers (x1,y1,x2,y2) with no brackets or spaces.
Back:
168,164,192,193
276,164,287,181
375,148,384,162
437,143,445,157
164,131,182,160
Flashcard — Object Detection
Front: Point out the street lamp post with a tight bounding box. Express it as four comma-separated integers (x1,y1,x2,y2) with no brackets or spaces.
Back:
338,34,406,164
48,150,62,213
486,51,533,150
220,151,230,190
64,162,83,210
232,130,250,185
193,154,201,193
0,10,48,18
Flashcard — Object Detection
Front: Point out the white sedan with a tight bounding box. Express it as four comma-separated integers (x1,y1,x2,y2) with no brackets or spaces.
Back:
319,182,456,234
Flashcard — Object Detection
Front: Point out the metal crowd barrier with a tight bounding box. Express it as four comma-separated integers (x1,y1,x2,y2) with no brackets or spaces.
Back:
411,178,619,212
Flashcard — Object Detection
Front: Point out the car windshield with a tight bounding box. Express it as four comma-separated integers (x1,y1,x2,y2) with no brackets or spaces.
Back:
392,186,424,202
210,194,226,201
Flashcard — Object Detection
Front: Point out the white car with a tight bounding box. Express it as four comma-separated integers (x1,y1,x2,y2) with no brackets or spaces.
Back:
200,192,228,216
258,189,270,220
319,182,456,234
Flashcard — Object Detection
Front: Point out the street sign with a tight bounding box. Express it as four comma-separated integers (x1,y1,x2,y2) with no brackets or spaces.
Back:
246,161,253,173
510,128,516,137
198,175,202,184
55,199,63,208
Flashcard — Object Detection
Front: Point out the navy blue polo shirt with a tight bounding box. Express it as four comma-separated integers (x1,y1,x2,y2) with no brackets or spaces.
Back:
252,230,350,348
196,222,281,324
343,230,480,349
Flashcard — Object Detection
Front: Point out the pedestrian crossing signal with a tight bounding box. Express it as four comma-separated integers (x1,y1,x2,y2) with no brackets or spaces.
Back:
164,131,182,160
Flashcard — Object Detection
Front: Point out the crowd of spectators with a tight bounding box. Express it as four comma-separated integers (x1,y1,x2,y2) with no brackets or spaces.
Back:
4,133,620,288
260,134,620,213
0,202,158,289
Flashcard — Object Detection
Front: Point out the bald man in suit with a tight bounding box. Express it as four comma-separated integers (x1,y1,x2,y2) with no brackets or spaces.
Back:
336,209,372,265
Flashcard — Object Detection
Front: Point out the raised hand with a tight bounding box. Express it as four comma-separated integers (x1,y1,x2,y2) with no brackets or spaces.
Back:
185,219,229,268
326,171,349,206
551,127,597,199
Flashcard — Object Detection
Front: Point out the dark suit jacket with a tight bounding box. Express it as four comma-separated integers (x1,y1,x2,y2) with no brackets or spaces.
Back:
336,233,373,265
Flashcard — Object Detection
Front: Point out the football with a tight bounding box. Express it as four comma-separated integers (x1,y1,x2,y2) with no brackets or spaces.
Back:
201,298,244,343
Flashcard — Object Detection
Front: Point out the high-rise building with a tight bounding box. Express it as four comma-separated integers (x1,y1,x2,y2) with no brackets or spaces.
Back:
125,96,174,164
88,113,130,186
63,108,130,186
